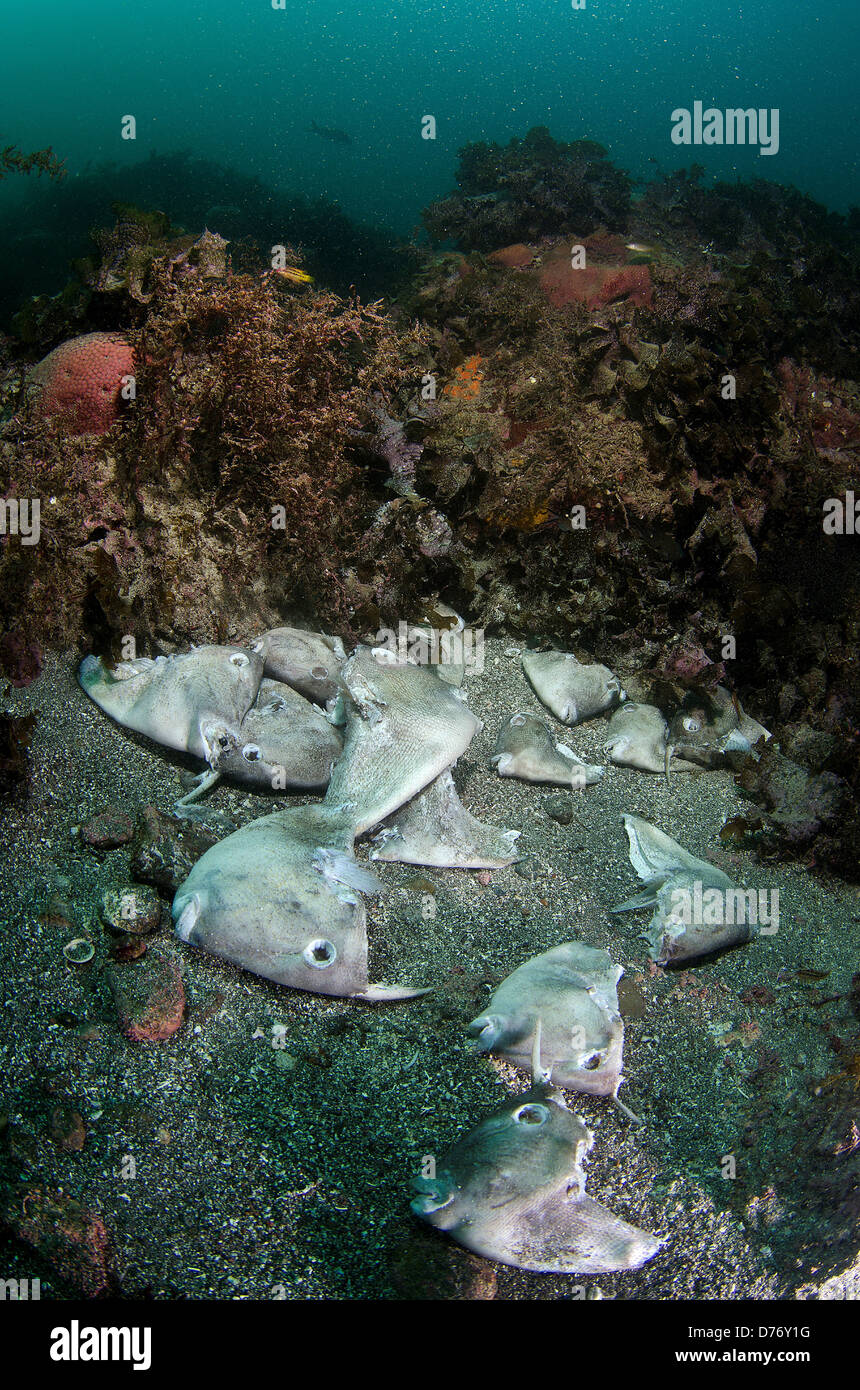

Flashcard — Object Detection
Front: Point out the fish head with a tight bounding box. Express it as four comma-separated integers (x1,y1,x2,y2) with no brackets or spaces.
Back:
216,681,342,790
251,628,345,705
411,1071,662,1273
173,807,425,1000
173,874,369,998
412,1083,590,1231
172,810,373,997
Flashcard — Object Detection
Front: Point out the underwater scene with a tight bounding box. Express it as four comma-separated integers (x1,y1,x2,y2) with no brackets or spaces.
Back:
1,0,859,1325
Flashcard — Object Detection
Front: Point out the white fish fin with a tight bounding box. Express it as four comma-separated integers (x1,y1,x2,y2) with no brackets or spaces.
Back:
325,693,347,726
611,888,660,913
622,814,706,883
174,894,201,942
531,1018,553,1086
175,768,222,807
312,847,385,896
720,728,752,752
555,743,605,783
611,1083,644,1126
353,983,432,1002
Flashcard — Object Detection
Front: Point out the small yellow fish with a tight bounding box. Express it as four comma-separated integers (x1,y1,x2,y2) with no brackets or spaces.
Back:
272,265,314,285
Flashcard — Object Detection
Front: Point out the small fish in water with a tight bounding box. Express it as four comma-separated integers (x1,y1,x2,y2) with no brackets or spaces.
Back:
522,649,624,725
215,679,343,792
78,646,262,767
309,120,353,145
492,713,604,788
324,647,482,836
370,768,520,869
272,265,314,285
173,803,427,1001
411,1026,661,1274
665,685,770,780
467,942,632,1111
612,814,757,965
250,627,347,708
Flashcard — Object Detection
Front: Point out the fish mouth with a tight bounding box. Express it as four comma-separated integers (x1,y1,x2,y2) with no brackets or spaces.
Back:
411,1176,455,1215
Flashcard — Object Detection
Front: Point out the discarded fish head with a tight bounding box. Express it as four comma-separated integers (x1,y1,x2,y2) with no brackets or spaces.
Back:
173,804,425,1000
78,646,263,765
467,942,625,1097
522,649,624,725
411,1084,661,1274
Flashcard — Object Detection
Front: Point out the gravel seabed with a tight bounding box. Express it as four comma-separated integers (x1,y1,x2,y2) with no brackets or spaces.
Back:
1,639,859,1300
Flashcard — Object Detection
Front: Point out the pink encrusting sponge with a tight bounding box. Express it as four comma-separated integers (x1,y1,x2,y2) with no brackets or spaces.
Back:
29,332,134,435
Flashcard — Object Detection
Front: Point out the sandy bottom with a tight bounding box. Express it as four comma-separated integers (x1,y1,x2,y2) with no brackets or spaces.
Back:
1,640,859,1300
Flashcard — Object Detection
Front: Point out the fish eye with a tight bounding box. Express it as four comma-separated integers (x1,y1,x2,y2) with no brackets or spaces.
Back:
582,1053,601,1071
230,652,250,668
218,734,230,749
251,639,264,653
242,744,262,762
682,715,701,733
311,665,328,680
303,938,337,969
510,714,526,727
513,1103,549,1126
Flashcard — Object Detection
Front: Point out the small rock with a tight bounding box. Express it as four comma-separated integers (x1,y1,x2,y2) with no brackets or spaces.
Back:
0,1186,111,1296
74,1022,101,1044
109,935,148,962
99,884,162,935
106,950,185,1042
40,891,76,928
542,793,574,825
130,805,218,894
389,1228,497,1300
48,1104,87,1152
81,807,135,850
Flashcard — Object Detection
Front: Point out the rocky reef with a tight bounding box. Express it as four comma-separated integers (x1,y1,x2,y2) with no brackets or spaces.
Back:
1,135,858,876
423,127,633,249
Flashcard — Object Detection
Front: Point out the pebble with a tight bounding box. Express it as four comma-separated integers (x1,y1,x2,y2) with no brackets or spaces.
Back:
99,884,162,935
542,793,574,825
49,1104,87,1152
106,950,186,1042
80,807,135,850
